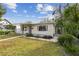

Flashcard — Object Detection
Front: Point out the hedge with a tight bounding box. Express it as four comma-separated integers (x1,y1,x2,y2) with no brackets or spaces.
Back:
58,34,75,47
58,34,79,55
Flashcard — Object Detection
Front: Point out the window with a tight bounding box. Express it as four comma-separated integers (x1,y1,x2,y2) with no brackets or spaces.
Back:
38,26,47,31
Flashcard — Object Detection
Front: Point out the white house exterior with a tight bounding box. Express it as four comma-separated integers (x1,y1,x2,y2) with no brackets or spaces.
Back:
15,24,23,34
32,23,55,37
0,19,11,30
15,22,55,37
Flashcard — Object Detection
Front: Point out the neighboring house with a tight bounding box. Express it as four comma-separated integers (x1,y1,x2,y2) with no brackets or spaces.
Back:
15,22,56,37
0,19,12,30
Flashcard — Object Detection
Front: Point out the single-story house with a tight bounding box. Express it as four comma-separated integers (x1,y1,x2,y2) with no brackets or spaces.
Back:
15,22,56,38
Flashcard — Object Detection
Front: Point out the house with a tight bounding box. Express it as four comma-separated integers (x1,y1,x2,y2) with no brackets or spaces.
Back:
15,21,56,38
0,19,12,30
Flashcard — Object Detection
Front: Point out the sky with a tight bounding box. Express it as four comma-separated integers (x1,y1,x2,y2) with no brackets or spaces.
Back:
2,3,65,24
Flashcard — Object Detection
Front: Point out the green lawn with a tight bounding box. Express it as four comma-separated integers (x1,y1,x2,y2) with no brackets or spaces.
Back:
0,33,19,39
0,37,65,56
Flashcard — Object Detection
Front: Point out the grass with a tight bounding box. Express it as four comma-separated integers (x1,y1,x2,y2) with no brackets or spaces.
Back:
0,32,19,39
0,37,65,56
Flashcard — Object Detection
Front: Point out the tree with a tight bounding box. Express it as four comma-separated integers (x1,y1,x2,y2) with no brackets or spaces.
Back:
64,3,79,23
0,4,6,18
63,3,79,37
5,24,16,30
56,3,79,56
56,3,79,38
55,4,64,34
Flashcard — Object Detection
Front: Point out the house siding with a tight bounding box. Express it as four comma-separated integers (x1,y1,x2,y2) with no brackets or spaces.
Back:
23,27,29,34
32,24,55,37
15,23,55,37
15,24,22,34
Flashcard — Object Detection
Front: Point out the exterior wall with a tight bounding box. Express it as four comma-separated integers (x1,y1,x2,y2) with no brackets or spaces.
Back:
15,23,55,37
0,20,10,30
32,24,55,37
0,25,5,29
15,24,22,34
23,27,29,34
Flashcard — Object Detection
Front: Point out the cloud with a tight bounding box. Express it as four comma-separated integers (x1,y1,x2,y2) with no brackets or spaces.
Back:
5,3,17,9
31,15,36,17
40,11,47,14
25,15,35,18
36,4,56,15
36,4,43,11
37,14,55,20
24,10,27,13
5,3,18,13
36,4,55,12
26,15,29,17
17,15,22,16
12,9,17,13
45,5,54,11
47,13,60,20
38,16,46,19
47,14,54,19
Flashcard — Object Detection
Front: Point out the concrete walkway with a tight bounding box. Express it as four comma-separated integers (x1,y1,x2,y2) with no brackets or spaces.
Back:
0,36,21,41
0,35,58,42
26,36,58,42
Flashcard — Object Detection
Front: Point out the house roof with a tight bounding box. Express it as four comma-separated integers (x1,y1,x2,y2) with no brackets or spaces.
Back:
14,22,54,26
32,22,54,25
0,19,12,25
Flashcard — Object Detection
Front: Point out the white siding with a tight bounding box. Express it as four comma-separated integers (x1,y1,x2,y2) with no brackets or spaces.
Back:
15,23,55,37
32,24,55,37
15,24,22,34
23,27,29,34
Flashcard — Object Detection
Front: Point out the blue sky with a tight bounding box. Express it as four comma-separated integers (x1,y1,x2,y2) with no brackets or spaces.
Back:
2,3,65,24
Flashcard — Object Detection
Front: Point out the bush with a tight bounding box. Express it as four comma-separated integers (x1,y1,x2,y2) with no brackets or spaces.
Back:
34,35,40,38
0,30,15,35
65,46,79,56
0,30,10,35
58,34,79,55
26,33,33,37
5,25,16,30
58,34,75,47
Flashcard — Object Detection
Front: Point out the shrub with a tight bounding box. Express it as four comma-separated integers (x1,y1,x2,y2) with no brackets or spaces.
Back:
26,33,33,37
65,46,79,56
0,30,10,35
34,35,40,38
7,31,17,35
58,34,75,47
5,25,16,30
0,30,15,35
58,34,79,55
